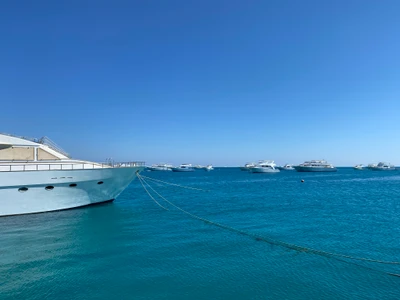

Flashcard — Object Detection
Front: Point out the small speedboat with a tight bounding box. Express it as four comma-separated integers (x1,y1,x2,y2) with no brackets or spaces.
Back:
353,164,364,170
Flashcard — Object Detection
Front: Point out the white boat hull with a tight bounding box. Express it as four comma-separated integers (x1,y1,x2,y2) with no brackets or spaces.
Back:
0,167,143,216
294,166,337,172
147,167,172,171
171,165,195,172
171,168,194,172
249,167,280,173
277,166,295,171
367,167,396,171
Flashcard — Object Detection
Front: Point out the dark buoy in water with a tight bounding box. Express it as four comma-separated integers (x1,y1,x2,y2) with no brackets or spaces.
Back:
301,179,304,183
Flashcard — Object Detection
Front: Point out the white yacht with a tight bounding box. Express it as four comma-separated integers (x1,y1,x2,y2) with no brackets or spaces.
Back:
171,163,195,172
249,160,280,173
294,160,337,172
353,164,364,170
202,165,214,171
240,162,256,171
367,162,396,171
0,133,145,216
276,164,295,171
146,163,173,171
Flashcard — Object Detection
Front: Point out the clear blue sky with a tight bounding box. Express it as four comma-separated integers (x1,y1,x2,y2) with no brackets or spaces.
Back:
1,0,399,166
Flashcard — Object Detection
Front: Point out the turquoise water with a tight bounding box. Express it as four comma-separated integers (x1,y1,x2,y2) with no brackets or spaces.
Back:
1,168,400,299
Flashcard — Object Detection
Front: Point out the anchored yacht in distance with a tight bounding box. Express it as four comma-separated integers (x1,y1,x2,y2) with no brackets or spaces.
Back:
146,163,173,171
367,162,396,171
249,160,280,173
0,133,145,216
294,160,337,172
276,164,295,171
240,162,256,171
171,163,195,172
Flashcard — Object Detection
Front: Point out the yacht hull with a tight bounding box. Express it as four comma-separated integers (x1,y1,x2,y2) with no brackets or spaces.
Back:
249,167,280,173
146,167,172,171
294,166,337,172
0,167,143,217
171,168,194,172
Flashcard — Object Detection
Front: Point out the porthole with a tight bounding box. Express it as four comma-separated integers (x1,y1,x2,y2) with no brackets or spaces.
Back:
45,186,54,191
69,183,77,187
97,181,104,185
18,187,28,193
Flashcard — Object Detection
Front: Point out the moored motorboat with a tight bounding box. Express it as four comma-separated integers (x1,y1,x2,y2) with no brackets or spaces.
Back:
202,165,214,171
240,162,256,171
249,160,280,173
146,163,173,171
276,164,295,171
0,133,145,216
294,160,337,172
171,163,195,172
367,162,396,171
353,164,364,170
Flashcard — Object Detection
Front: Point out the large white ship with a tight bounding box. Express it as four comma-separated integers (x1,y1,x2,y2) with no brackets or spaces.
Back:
0,133,145,216
294,160,337,172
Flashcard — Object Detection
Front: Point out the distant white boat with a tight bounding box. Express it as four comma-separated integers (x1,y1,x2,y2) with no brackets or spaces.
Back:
202,165,214,171
276,164,295,171
240,162,256,171
171,163,195,172
367,162,396,171
294,160,337,172
146,163,172,171
249,160,280,173
353,164,364,170
194,165,204,169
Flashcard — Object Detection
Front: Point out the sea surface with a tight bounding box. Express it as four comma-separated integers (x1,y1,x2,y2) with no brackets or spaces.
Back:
1,168,400,299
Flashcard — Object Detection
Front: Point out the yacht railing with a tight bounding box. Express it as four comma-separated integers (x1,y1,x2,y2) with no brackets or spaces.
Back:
0,161,146,172
38,136,71,158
